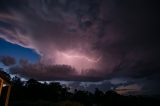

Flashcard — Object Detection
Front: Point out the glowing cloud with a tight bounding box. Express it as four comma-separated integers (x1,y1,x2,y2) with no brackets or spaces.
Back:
52,50,101,73
60,51,101,63
1,0,159,84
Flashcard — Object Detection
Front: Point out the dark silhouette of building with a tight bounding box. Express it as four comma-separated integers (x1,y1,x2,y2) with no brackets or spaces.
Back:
0,70,12,106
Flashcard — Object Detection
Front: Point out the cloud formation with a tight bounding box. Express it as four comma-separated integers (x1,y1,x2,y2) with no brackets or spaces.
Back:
0,0,160,87
0,56,16,66
115,84,142,95
9,58,105,81
0,0,105,72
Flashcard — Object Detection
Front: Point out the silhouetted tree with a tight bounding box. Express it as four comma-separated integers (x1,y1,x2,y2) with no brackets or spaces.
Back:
7,77,160,106
25,78,41,88
0,68,11,81
11,76,24,87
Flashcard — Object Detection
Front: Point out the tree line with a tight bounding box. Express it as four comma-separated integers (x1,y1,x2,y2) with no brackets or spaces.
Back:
0,70,159,106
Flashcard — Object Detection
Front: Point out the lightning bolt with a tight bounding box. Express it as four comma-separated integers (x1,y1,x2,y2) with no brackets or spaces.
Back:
59,51,101,63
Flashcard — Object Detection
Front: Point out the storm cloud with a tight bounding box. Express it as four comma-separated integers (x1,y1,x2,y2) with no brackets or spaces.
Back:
0,0,160,91
9,59,105,81
0,56,16,66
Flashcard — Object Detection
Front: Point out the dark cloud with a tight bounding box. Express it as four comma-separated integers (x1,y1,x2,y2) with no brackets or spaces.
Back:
108,52,160,79
10,63,75,81
0,56,16,66
115,83,142,95
0,0,160,94
9,60,104,81
0,0,105,71
68,80,114,93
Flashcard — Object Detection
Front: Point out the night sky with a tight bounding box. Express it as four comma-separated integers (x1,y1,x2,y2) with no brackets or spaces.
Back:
0,0,160,95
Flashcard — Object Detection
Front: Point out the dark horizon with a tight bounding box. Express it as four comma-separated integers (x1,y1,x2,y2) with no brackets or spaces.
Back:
0,71,159,106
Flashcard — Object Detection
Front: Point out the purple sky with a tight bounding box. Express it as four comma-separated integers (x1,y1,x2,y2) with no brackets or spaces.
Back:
0,0,160,95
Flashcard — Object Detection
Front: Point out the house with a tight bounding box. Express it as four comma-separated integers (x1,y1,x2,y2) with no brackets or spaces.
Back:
0,72,12,106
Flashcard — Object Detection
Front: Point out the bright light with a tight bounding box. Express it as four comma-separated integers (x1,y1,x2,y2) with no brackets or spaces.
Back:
53,50,101,73
60,52,101,63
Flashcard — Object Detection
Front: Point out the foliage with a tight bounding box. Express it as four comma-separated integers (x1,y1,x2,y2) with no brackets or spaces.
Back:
0,70,159,106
